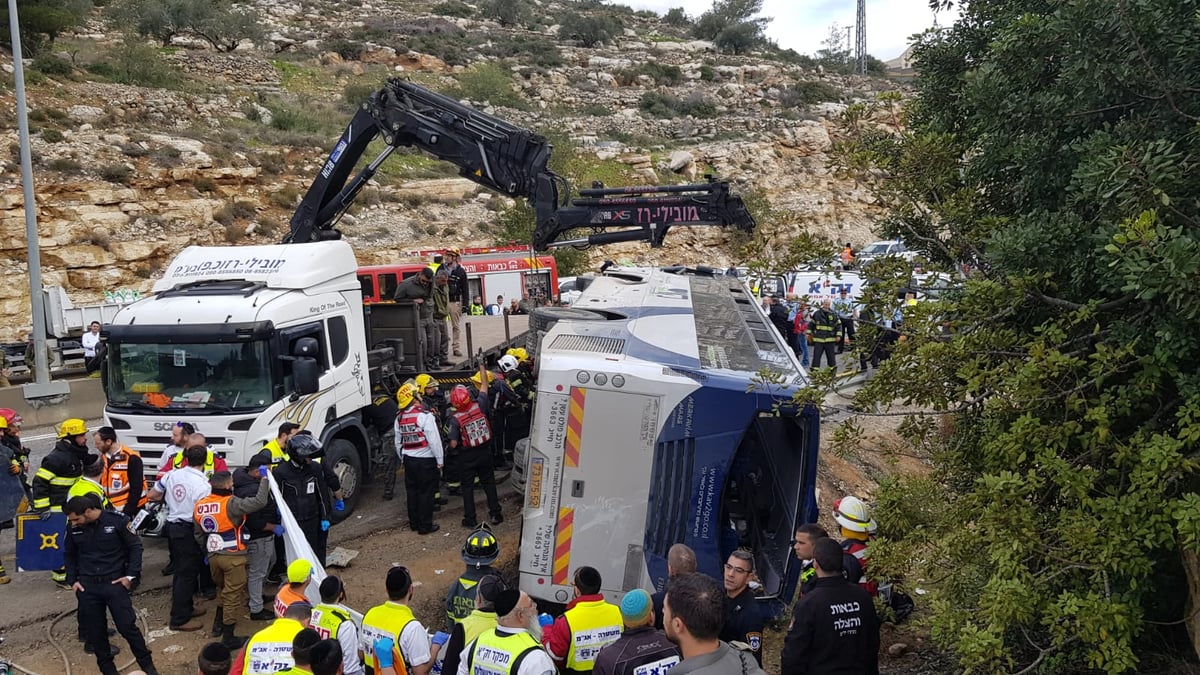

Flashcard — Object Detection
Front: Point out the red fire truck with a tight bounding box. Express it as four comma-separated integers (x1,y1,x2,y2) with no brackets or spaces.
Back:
358,244,559,308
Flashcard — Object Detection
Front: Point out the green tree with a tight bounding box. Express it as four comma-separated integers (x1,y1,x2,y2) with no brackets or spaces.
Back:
481,0,528,27
106,0,261,52
663,7,690,27
826,0,1200,671
557,13,622,48
1,0,91,56
692,0,769,51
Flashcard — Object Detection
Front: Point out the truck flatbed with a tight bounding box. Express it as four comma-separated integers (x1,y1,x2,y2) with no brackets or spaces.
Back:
451,314,530,369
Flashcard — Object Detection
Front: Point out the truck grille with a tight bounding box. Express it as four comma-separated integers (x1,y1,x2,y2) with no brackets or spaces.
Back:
548,334,626,354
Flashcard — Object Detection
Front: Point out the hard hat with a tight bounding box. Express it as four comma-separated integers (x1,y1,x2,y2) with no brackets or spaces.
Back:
0,417,6,430
444,247,461,256
396,383,416,408
506,347,529,363
58,418,88,438
450,385,473,411
833,496,877,534
497,355,519,373
470,371,495,387
462,524,499,566
0,408,20,427
415,373,439,390
286,433,323,459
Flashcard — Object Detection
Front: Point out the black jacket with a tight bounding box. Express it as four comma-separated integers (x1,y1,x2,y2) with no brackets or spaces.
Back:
446,263,469,303
593,626,680,675
64,510,143,584
768,303,793,341
720,587,765,665
32,439,89,510
272,459,340,522
233,468,278,539
780,575,880,675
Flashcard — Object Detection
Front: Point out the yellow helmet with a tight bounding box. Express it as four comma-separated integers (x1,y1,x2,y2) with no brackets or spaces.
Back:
415,373,439,390
58,418,88,438
444,247,461,257
396,384,416,409
470,371,495,387
0,417,7,430
506,347,529,363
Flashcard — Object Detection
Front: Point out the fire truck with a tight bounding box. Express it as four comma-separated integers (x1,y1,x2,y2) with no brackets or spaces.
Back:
358,244,558,306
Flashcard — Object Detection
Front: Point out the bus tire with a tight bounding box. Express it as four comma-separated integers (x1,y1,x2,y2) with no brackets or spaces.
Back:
325,438,362,523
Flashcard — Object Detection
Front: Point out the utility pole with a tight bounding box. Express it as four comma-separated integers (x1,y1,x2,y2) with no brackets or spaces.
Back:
844,25,852,63
8,0,70,400
855,0,867,74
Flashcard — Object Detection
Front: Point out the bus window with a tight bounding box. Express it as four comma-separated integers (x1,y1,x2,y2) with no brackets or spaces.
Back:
468,278,483,304
358,274,376,302
380,273,400,300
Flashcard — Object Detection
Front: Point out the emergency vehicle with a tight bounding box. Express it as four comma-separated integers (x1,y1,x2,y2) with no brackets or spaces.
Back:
357,244,558,306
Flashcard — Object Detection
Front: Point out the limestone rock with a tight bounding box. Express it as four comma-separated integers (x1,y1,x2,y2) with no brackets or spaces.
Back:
668,150,695,172
394,178,479,203
68,267,126,290
68,105,105,123
43,244,116,268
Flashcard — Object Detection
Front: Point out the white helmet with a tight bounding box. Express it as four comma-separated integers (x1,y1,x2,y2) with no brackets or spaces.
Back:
497,355,520,373
833,496,877,534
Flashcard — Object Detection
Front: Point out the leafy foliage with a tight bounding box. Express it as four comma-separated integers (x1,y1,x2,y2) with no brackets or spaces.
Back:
106,0,262,52
692,0,769,53
827,0,1200,671
662,7,691,27
0,0,91,57
557,13,622,48
480,0,528,27
85,36,182,88
448,63,527,110
638,91,717,118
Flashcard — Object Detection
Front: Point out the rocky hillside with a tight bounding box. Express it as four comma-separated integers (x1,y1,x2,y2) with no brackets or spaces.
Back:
0,0,904,340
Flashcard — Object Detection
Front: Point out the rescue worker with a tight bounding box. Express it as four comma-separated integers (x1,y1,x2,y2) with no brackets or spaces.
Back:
95,427,145,521
194,468,272,649
833,288,857,354
276,559,315,617
499,353,535,408
234,450,283,621
459,588,556,675
32,417,92,585
265,422,301,465
506,347,536,386
396,384,443,535
448,386,502,528
0,415,23,584
0,409,31,500
792,523,861,599
67,455,112,510
237,601,313,673
487,361,523,468
442,248,469,357
780,537,880,674
362,565,441,675
197,643,231,675
415,373,453,504
273,433,344,565
652,543,697,630
147,444,212,631
312,575,365,675
163,436,228,478
593,589,680,675
63,496,159,675
445,524,501,627
719,550,765,666
442,573,504,675
281,628,322,675
808,299,839,369
543,566,623,673
469,296,485,316
834,495,880,596
393,267,439,369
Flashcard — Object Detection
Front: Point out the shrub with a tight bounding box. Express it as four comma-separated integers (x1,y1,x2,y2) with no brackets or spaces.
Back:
557,13,622,48
194,176,217,193
326,38,365,61
451,63,526,109
121,142,149,157
47,157,84,174
616,62,683,86
432,0,473,17
89,38,182,89
342,81,378,111
698,64,715,81
783,80,842,107
580,103,614,117
663,7,691,27
481,35,564,68
230,200,257,220
223,222,243,243
41,129,66,143
268,185,300,209
99,164,134,184
638,91,717,118
480,0,528,27
402,31,472,67
32,54,73,77
268,102,325,132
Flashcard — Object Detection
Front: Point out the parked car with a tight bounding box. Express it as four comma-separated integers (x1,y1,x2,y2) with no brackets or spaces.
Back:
856,240,920,265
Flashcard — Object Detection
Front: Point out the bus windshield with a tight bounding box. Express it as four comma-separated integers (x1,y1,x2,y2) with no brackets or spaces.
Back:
105,339,275,413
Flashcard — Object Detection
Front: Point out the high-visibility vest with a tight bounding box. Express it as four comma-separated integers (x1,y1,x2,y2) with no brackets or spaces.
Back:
842,538,879,596
193,493,246,554
452,403,492,448
469,304,485,316
242,618,305,674
312,602,352,640
172,448,216,477
274,583,309,618
66,477,111,510
467,628,542,675
264,439,289,465
563,599,623,672
460,609,498,645
104,446,146,510
397,407,430,453
361,601,419,672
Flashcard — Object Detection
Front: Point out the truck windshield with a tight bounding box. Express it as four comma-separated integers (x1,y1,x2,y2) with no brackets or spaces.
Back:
105,340,274,412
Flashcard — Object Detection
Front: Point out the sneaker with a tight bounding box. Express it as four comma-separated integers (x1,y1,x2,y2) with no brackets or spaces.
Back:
453,350,463,357
435,495,449,506
461,519,477,529
265,573,283,585
169,620,204,632
249,609,275,621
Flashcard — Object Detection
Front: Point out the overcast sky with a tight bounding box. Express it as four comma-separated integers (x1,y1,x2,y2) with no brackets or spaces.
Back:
624,0,959,62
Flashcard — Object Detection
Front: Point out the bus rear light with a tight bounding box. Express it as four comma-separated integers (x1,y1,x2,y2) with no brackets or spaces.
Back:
576,371,590,384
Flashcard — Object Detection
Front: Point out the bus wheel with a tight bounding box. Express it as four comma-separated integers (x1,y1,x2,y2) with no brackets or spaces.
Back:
326,439,362,523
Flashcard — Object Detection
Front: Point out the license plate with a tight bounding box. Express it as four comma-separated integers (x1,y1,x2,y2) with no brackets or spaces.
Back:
527,457,545,509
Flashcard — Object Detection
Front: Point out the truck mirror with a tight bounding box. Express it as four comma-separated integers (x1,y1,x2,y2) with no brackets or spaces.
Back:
292,337,320,358
293,358,319,395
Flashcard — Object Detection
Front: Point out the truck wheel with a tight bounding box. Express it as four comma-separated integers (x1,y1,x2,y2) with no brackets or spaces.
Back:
325,439,362,523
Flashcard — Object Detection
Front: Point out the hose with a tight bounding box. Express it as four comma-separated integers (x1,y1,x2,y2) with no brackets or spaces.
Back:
7,603,152,675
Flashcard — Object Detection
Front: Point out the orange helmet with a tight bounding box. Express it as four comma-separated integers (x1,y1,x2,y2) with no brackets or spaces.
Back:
450,385,473,411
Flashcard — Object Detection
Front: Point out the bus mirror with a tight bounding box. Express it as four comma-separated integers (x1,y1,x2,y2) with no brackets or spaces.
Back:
293,358,319,395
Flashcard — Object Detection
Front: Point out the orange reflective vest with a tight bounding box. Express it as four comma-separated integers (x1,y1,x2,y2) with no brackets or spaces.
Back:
104,446,146,510
193,493,246,554
397,406,430,452
452,403,492,448
274,584,309,618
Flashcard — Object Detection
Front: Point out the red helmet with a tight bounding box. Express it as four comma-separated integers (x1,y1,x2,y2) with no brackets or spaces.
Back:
0,408,22,427
450,385,473,411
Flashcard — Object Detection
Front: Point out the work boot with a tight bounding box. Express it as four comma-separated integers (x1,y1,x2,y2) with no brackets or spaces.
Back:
249,609,275,621
0,562,9,584
170,619,203,632
210,607,224,638
221,622,247,650
160,562,175,576
84,643,120,656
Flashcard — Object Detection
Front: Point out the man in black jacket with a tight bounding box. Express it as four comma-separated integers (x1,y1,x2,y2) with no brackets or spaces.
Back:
781,537,879,674
272,434,343,566
442,249,470,357
233,451,282,621
33,418,93,584
394,268,437,367
593,589,680,675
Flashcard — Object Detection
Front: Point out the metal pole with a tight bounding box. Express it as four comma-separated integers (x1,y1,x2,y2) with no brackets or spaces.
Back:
10,0,66,399
465,321,474,364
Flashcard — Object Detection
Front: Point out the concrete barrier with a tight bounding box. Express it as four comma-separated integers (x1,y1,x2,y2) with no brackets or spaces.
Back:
0,377,106,426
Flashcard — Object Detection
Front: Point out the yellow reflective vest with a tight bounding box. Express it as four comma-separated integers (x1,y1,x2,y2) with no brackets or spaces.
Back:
66,477,111,510
467,628,542,675
312,602,352,640
361,601,419,672
242,617,306,674
460,609,498,647
563,599,623,672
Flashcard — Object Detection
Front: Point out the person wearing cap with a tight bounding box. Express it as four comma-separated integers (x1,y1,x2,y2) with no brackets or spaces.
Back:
312,575,365,675
234,601,313,674
834,495,881,596
780,537,879,675
593,589,680,675
440,248,469,357
662,573,765,675
276,559,315,617
442,573,503,675
146,444,212,631
197,642,232,675
362,565,440,675
459,588,555,675
234,450,284,621
67,454,113,510
808,298,840,370
394,267,439,369
543,566,623,673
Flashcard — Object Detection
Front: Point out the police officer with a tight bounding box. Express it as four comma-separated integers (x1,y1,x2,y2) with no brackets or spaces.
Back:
445,525,501,627
95,427,146,521
396,384,443,535
273,433,344,565
447,386,502,528
720,550,765,666
780,537,880,674
32,417,92,584
147,444,212,631
312,575,365,675
63,495,159,675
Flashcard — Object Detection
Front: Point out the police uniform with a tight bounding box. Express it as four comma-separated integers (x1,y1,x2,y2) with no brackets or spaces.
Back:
780,575,880,674
462,627,555,675
720,587,765,666
242,617,307,673
448,401,502,526
64,510,157,675
272,456,341,565
313,601,365,675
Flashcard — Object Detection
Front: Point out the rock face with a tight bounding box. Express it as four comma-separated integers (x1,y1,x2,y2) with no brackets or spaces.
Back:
0,2,907,341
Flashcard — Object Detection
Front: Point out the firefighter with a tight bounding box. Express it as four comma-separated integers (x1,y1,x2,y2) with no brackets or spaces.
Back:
492,356,527,466
445,524,501,628
808,298,840,369
273,434,344,566
193,468,272,649
0,409,30,500
32,418,92,585
448,386,503,528
95,427,145,521
502,351,536,405
834,495,881,597
416,373,453,505
67,456,112,510
396,383,443,535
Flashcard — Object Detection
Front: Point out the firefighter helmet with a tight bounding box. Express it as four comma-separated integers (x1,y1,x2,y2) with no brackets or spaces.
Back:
58,418,88,438
506,347,529,363
0,408,20,428
449,385,473,411
0,417,6,430
497,355,519,373
833,495,877,534
415,373,439,391
396,383,416,408
469,371,495,387
287,433,323,459
462,524,499,566
444,247,461,257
